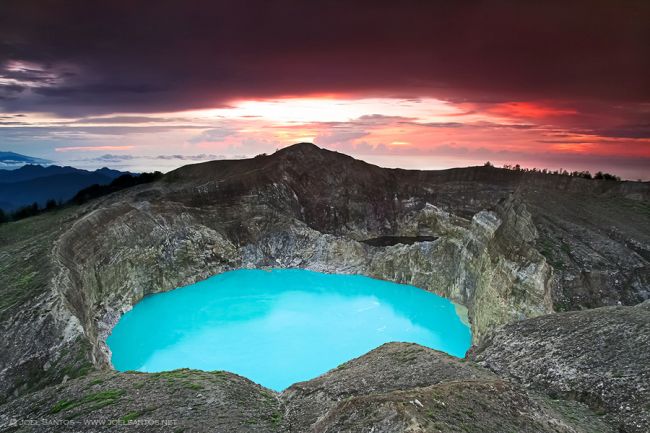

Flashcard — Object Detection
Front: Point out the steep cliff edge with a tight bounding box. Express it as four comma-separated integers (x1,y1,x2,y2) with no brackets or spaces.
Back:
0,143,648,431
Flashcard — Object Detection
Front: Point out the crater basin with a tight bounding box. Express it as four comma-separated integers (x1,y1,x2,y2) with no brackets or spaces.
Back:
107,269,471,391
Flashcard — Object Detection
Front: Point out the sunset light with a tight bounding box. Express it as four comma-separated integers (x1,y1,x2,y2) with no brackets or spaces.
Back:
0,0,648,180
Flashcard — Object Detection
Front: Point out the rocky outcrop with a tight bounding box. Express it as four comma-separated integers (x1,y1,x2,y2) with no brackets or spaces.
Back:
0,369,284,433
0,343,616,433
304,381,612,433
282,343,495,431
470,301,650,433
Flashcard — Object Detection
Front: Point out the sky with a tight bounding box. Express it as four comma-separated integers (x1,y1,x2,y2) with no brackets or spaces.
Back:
0,0,648,179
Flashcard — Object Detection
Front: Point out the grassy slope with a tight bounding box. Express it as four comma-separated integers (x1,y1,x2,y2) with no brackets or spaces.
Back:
0,208,76,320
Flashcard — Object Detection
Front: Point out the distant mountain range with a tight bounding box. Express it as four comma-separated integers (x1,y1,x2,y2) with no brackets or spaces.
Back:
0,164,131,211
0,151,52,168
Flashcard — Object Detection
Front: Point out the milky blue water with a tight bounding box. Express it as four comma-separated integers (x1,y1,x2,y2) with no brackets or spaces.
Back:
107,269,471,391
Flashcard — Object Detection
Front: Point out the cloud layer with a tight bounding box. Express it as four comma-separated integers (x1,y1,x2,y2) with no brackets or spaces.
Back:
0,1,648,179
1,1,648,115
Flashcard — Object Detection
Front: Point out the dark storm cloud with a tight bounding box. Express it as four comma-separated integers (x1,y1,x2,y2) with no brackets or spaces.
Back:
0,0,648,115
73,116,191,124
594,124,650,139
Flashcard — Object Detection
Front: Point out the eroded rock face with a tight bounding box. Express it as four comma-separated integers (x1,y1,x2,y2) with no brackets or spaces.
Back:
470,301,650,433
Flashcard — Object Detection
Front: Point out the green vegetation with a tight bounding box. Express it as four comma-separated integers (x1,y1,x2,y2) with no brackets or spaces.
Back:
389,346,422,364
183,382,204,390
538,238,566,270
612,197,650,217
149,369,213,392
4,340,90,401
151,369,193,380
499,163,622,181
270,411,283,426
50,389,125,414
120,406,156,422
0,211,70,321
50,399,78,414
70,171,163,205
121,411,141,422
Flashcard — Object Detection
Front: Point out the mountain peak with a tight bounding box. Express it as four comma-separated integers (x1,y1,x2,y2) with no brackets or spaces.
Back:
0,151,52,168
273,142,352,162
276,142,322,154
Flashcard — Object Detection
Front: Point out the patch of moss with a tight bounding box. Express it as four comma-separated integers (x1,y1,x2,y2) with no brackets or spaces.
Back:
390,347,422,364
50,389,125,415
151,369,192,380
8,341,91,400
260,389,277,405
208,371,229,382
270,411,283,426
121,411,141,422
560,240,572,255
50,399,77,414
16,272,36,288
59,339,95,381
537,237,566,270
0,210,74,320
120,406,157,423
85,389,124,402
182,382,204,391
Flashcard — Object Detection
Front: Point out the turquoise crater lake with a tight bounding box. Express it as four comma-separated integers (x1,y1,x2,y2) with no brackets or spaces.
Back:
107,269,471,391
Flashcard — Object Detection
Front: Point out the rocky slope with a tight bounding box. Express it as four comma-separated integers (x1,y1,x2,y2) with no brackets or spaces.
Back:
0,343,617,433
470,301,650,433
0,369,284,432
0,143,648,431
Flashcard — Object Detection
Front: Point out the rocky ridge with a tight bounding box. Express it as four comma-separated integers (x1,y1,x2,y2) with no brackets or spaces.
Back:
470,301,650,433
0,342,623,433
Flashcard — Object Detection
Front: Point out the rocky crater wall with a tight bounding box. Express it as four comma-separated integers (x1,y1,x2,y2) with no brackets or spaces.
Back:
52,180,551,373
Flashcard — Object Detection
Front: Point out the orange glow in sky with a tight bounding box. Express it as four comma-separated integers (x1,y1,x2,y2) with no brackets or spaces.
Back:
482,102,579,119
2,96,649,179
